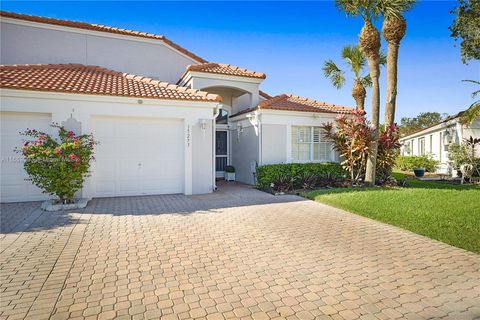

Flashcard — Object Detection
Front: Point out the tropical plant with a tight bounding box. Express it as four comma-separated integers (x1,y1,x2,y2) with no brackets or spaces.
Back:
458,80,480,126
298,172,318,190
449,0,480,64
382,0,415,126
18,124,97,204
323,45,386,111
271,173,294,193
449,136,480,177
336,0,411,186
322,110,374,183
376,123,402,183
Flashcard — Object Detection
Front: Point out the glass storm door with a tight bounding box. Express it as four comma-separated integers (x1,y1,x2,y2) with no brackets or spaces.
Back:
215,130,228,178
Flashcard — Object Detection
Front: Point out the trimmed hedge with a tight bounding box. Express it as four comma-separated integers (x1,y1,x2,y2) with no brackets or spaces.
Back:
256,162,347,190
395,155,439,172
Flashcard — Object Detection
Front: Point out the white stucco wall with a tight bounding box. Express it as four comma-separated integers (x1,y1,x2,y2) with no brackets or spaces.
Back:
192,120,214,194
261,124,288,164
0,19,198,83
259,111,340,164
399,116,480,174
0,89,218,199
231,119,259,185
187,74,262,114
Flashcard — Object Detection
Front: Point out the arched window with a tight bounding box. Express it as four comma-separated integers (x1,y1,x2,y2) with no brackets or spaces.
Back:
216,109,229,124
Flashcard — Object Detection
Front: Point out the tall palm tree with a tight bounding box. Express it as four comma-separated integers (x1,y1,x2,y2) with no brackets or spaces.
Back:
336,0,405,186
323,45,386,111
382,1,415,126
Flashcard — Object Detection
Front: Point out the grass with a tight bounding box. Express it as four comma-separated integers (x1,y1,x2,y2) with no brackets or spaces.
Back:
303,173,480,253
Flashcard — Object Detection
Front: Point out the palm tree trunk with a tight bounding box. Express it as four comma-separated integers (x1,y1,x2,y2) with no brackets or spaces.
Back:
364,54,380,186
384,42,400,126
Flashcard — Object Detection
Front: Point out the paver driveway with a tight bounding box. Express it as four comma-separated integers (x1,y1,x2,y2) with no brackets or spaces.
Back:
1,183,479,320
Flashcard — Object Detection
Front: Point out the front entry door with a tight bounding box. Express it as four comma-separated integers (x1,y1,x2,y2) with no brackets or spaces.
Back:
216,130,228,178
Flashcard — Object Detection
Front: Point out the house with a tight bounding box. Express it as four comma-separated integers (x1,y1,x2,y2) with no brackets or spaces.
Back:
0,11,353,203
399,110,480,175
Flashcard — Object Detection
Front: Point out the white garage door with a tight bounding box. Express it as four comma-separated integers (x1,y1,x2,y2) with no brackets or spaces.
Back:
1,112,52,202
92,116,184,197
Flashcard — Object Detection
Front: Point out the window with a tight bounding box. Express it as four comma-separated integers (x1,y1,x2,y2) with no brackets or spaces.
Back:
429,135,433,154
216,109,228,124
418,137,425,156
403,141,412,155
291,126,332,162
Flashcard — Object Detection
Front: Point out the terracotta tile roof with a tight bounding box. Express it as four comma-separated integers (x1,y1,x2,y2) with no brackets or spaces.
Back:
181,63,266,80
259,90,272,99
0,11,207,63
230,94,354,117
0,64,221,102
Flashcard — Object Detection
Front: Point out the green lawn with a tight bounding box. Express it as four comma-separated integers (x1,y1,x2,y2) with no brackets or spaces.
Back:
303,173,480,253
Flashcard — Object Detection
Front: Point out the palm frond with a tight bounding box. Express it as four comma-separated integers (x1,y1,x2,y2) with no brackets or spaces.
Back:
360,74,372,87
459,102,480,127
323,60,346,89
462,79,480,98
376,0,415,19
341,45,366,78
336,0,375,20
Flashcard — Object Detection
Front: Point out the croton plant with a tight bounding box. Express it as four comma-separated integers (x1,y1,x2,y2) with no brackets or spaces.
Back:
18,124,97,204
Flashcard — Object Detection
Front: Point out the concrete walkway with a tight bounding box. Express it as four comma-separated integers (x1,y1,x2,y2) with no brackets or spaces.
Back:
1,183,479,320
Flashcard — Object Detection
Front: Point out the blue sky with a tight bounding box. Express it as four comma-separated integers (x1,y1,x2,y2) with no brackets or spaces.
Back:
2,1,479,121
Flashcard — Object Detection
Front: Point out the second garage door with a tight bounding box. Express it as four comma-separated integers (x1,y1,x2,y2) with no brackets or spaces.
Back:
92,116,184,197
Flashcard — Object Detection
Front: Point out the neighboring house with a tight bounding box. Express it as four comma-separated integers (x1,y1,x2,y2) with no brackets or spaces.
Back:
399,111,480,175
0,11,353,203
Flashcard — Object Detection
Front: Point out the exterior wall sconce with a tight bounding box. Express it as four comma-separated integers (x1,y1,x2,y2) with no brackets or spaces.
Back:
237,123,243,140
246,112,259,135
199,119,207,137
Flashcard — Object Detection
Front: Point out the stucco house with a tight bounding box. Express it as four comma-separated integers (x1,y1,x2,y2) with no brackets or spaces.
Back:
399,111,480,175
0,11,353,203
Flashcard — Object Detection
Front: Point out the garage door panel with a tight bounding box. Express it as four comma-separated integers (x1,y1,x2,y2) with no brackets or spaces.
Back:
1,112,52,202
92,116,184,197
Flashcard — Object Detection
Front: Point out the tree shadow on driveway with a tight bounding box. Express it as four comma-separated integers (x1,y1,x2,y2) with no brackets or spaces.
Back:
0,182,306,234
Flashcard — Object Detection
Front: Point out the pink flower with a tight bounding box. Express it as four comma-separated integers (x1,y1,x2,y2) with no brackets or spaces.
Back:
68,153,76,160
67,131,74,138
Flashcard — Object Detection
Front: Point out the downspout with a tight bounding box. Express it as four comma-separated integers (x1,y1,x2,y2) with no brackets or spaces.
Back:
212,104,222,191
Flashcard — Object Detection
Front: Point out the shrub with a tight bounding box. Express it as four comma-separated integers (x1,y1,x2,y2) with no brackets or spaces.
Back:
322,111,401,184
376,124,402,183
225,165,235,173
448,136,480,177
395,155,439,172
18,124,97,203
322,110,374,183
256,162,346,191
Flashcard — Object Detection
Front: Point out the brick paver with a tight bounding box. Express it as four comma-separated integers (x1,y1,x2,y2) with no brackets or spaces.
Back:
1,182,479,319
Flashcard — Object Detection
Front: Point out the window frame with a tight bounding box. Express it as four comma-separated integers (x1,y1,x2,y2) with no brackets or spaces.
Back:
291,126,333,162
418,137,426,156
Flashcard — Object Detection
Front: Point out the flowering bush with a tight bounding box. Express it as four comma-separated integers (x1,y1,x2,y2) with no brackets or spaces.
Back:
322,110,401,184
322,110,374,183
18,124,97,203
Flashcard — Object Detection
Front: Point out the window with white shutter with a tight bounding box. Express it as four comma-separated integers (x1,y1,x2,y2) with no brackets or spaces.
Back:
291,126,333,162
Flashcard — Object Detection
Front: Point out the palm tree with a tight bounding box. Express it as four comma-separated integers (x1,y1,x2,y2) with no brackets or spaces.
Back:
382,1,415,126
336,0,405,186
323,45,386,111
